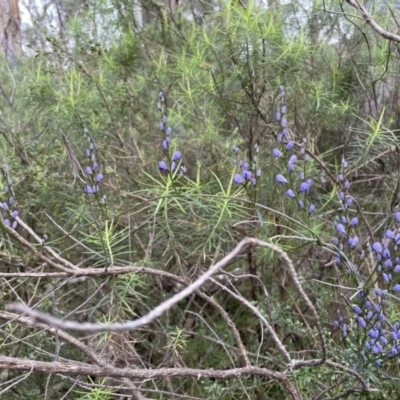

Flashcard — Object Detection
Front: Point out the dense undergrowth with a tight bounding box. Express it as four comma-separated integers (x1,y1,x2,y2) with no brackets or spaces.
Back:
1,0,400,398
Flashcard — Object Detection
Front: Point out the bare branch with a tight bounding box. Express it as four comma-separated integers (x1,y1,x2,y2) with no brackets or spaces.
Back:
345,0,400,43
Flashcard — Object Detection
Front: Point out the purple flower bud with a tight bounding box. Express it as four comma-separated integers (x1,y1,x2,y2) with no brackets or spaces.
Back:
396,212,400,222
93,162,98,170
338,174,343,181
243,170,252,180
339,192,345,200
85,186,94,194
298,200,304,208
342,158,348,167
256,169,261,177
286,189,295,198
166,127,172,135
350,217,358,226
276,112,281,121
11,211,18,218
372,242,383,254
369,329,378,338
281,118,287,128
304,154,310,161
394,265,400,273
383,248,390,259
308,204,315,214
299,172,305,180
272,148,283,158
336,224,346,235
96,174,104,182
162,140,169,150
286,141,294,150
85,149,91,157
1,203,7,210
163,115,167,123
86,166,93,175
346,198,353,207
243,162,250,170
159,122,164,130
358,317,367,328
348,236,359,247
8,197,13,205
173,151,182,161
171,161,176,171
89,143,95,150
354,305,362,314
281,105,287,114
4,219,10,227
275,174,288,184
158,161,167,171
288,163,295,173
299,182,309,193
386,230,395,239
344,180,350,189
289,155,297,164
393,284,400,292
3,186,8,193
12,220,17,229
234,174,243,184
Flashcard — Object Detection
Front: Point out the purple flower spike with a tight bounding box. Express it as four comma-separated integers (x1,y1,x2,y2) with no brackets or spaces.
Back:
158,161,167,171
234,174,244,184
96,174,104,182
276,174,288,184
272,149,283,158
286,189,295,198
173,151,182,161
372,242,383,254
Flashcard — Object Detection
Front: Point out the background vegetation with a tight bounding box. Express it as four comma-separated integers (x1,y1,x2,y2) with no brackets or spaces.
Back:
1,0,400,398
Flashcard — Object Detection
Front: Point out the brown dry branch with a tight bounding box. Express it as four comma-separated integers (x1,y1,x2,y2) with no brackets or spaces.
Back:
345,0,400,44
0,355,301,399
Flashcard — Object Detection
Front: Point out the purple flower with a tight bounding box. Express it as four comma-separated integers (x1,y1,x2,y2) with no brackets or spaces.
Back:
281,118,287,128
286,141,294,150
354,305,362,314
276,112,281,121
372,242,383,254
281,105,287,113
96,174,104,182
275,174,288,184
4,219,10,227
272,148,283,158
396,212,400,222
173,151,182,161
234,174,244,184
1,203,8,210
256,169,261,177
159,122,164,130
386,230,395,239
289,155,297,164
348,236,359,247
393,284,400,292
394,265,400,273
166,127,172,135
358,317,367,328
298,200,304,208
339,192,345,200
286,189,295,198
243,170,252,180
171,161,176,171
243,162,250,170
11,210,18,218
350,217,359,226
162,140,169,150
85,186,94,194
299,182,310,193
86,166,93,175
158,161,167,171
338,174,343,181
288,163,295,173
308,204,315,214
336,224,346,235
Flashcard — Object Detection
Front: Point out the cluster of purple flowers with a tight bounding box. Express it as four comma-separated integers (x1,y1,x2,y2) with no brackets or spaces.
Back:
157,92,186,176
232,144,261,186
273,86,315,214
331,158,400,366
1,164,18,229
83,128,104,197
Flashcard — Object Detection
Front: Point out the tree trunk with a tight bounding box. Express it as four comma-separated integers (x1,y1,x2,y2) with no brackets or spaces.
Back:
0,0,21,60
